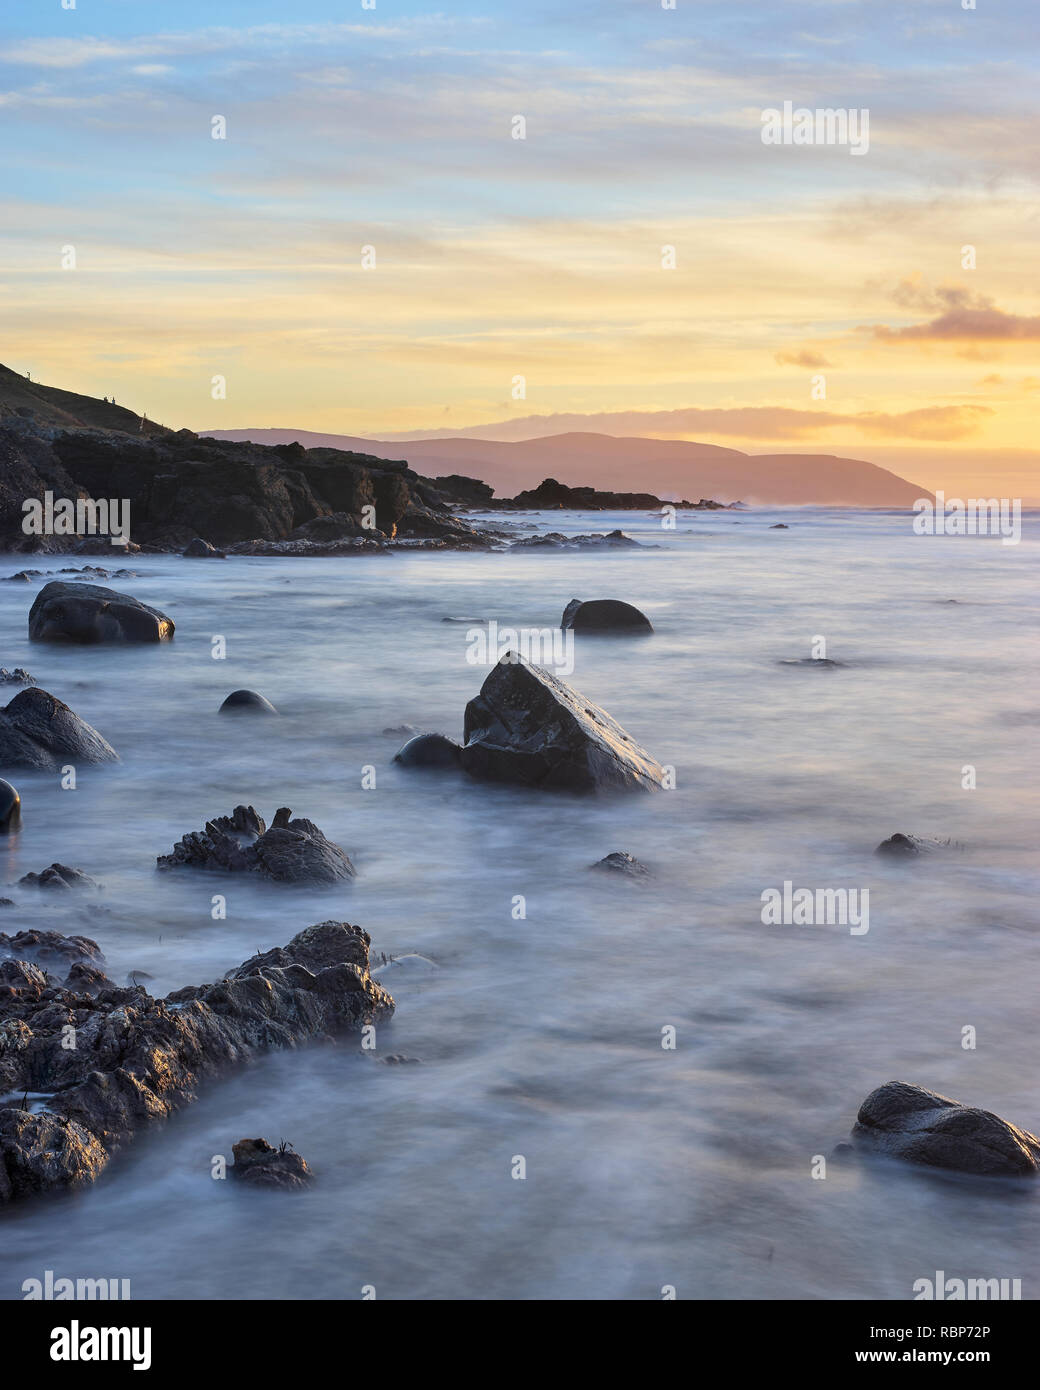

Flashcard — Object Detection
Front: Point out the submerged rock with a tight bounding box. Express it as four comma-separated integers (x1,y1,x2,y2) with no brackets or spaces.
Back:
183,537,226,558
0,687,119,769
460,655,666,793
561,598,653,633
17,864,99,893
28,580,174,643
0,778,20,834
219,689,278,715
157,804,355,883
393,732,462,768
231,1137,311,1189
0,920,392,1202
851,1081,1040,1178
0,929,103,975
590,851,651,879
778,657,846,668
510,530,647,551
875,833,958,858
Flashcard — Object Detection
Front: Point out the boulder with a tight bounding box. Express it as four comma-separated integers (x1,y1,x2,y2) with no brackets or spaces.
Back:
183,537,226,558
0,778,20,833
0,929,103,976
231,1137,311,1188
393,733,462,768
28,580,174,643
561,598,653,633
851,1081,1040,1177
876,833,957,858
460,655,666,793
157,804,355,884
590,851,651,879
17,864,99,893
0,920,392,1202
219,689,278,715
0,687,118,770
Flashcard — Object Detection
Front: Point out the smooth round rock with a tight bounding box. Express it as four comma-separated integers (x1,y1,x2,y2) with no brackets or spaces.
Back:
219,690,278,715
0,778,22,834
393,733,461,768
560,598,653,633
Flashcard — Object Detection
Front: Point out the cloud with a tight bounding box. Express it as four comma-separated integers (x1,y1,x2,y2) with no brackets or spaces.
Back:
865,284,1040,341
775,350,833,368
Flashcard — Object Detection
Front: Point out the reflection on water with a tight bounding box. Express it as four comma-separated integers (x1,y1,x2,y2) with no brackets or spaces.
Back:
0,508,1038,1299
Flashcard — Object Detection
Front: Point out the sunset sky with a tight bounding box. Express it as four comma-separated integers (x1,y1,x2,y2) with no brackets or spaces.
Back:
3,0,1037,498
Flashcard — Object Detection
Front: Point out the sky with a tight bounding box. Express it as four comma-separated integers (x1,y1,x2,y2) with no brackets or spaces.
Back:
2,0,1038,498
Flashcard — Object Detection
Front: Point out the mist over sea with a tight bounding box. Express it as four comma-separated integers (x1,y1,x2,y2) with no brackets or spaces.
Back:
1,505,1038,1300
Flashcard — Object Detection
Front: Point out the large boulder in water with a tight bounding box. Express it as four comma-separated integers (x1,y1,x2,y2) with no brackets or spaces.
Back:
561,598,653,632
157,804,355,884
28,580,174,643
394,733,462,768
851,1081,1040,1177
0,688,118,769
460,655,665,793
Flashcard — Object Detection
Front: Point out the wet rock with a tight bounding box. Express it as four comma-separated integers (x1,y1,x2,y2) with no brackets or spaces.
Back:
231,1137,311,1189
0,929,104,976
875,833,958,858
0,668,35,685
561,598,653,633
0,959,48,994
17,864,99,893
381,1054,422,1065
0,778,20,834
0,687,119,769
510,529,647,551
591,851,651,879
0,920,391,1202
28,580,174,643
851,1081,1040,1178
288,513,368,543
460,655,666,793
770,523,790,529
157,804,355,884
219,689,278,715
393,733,462,768
183,537,226,558
778,657,846,668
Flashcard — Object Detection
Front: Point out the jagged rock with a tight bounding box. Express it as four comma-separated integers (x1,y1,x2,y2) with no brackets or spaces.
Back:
0,687,118,769
460,656,666,793
0,668,35,684
231,1137,311,1188
851,1081,1040,1177
510,529,647,551
393,733,462,768
876,833,958,858
28,581,174,643
157,804,355,883
183,537,226,558
561,598,653,633
0,778,20,834
778,657,845,668
590,851,651,879
0,929,103,975
219,689,278,715
0,920,391,1202
17,864,99,893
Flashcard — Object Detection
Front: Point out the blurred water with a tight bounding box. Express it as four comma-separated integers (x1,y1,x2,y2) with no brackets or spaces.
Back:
0,506,1038,1300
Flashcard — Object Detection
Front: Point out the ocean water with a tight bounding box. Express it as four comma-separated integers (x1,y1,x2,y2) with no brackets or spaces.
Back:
0,506,1038,1301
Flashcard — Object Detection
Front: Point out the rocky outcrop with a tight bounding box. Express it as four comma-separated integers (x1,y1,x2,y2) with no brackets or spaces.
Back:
231,1137,311,1188
875,833,959,858
561,598,653,633
16,864,99,892
0,687,119,769
460,656,666,793
498,477,737,511
509,529,647,551
851,1081,1040,1178
157,804,355,883
590,851,651,879
28,580,174,643
0,920,392,1202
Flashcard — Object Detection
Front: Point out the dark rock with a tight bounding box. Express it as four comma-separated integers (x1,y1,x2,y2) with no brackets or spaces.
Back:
0,668,35,685
460,655,666,793
778,657,846,668
510,529,648,551
0,920,391,1201
851,1081,1040,1178
0,778,20,834
28,581,174,643
17,864,99,893
381,1054,422,1065
393,733,462,768
0,687,118,769
157,804,355,884
561,598,653,633
231,1137,311,1188
219,689,278,715
287,512,368,543
590,851,651,879
0,928,104,975
770,523,790,529
500,477,736,512
182,537,226,558
431,474,495,505
875,833,958,858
